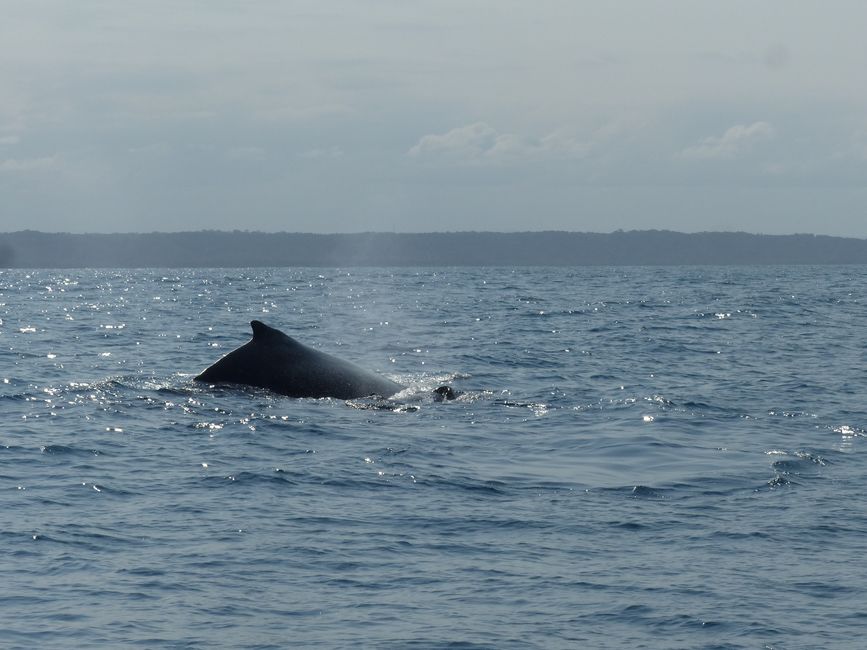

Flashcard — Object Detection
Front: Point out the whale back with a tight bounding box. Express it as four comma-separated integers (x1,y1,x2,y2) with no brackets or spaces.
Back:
195,320,403,399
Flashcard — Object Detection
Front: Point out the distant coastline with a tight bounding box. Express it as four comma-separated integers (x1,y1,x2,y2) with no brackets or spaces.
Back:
1,230,866,268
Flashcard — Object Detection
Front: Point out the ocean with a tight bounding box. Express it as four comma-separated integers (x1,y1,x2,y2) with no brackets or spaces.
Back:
1,266,866,649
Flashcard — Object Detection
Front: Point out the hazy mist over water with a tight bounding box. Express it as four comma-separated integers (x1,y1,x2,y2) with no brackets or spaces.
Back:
2,265,867,648
3,230,867,268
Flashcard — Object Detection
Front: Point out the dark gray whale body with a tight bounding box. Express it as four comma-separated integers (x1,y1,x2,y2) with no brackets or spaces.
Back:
195,320,404,399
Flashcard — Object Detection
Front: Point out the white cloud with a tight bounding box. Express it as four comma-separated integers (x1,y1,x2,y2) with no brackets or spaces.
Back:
408,122,498,161
680,122,775,160
0,155,58,172
407,122,600,165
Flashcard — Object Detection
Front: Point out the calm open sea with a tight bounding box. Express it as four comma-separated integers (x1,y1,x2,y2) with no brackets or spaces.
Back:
1,266,866,649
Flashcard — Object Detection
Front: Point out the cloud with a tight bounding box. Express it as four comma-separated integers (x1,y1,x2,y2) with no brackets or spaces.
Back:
407,122,596,165
0,155,58,172
680,122,775,160
408,122,498,161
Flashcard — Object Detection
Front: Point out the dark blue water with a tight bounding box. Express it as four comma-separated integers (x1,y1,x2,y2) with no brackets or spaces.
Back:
2,266,866,649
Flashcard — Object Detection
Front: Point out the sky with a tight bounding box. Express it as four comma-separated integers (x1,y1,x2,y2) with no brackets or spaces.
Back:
1,1,867,236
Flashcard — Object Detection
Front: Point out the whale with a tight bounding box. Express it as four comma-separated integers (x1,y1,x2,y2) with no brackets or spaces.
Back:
195,320,404,399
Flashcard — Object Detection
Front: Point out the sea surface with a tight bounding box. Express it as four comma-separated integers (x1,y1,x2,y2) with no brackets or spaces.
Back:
1,266,866,649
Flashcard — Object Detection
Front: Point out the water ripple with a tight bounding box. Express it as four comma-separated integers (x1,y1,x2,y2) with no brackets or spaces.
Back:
2,266,867,648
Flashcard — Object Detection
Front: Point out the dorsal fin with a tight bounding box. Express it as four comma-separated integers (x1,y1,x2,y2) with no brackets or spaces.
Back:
250,320,279,341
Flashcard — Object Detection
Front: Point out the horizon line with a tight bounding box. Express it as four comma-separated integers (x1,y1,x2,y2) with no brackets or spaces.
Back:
3,228,866,240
